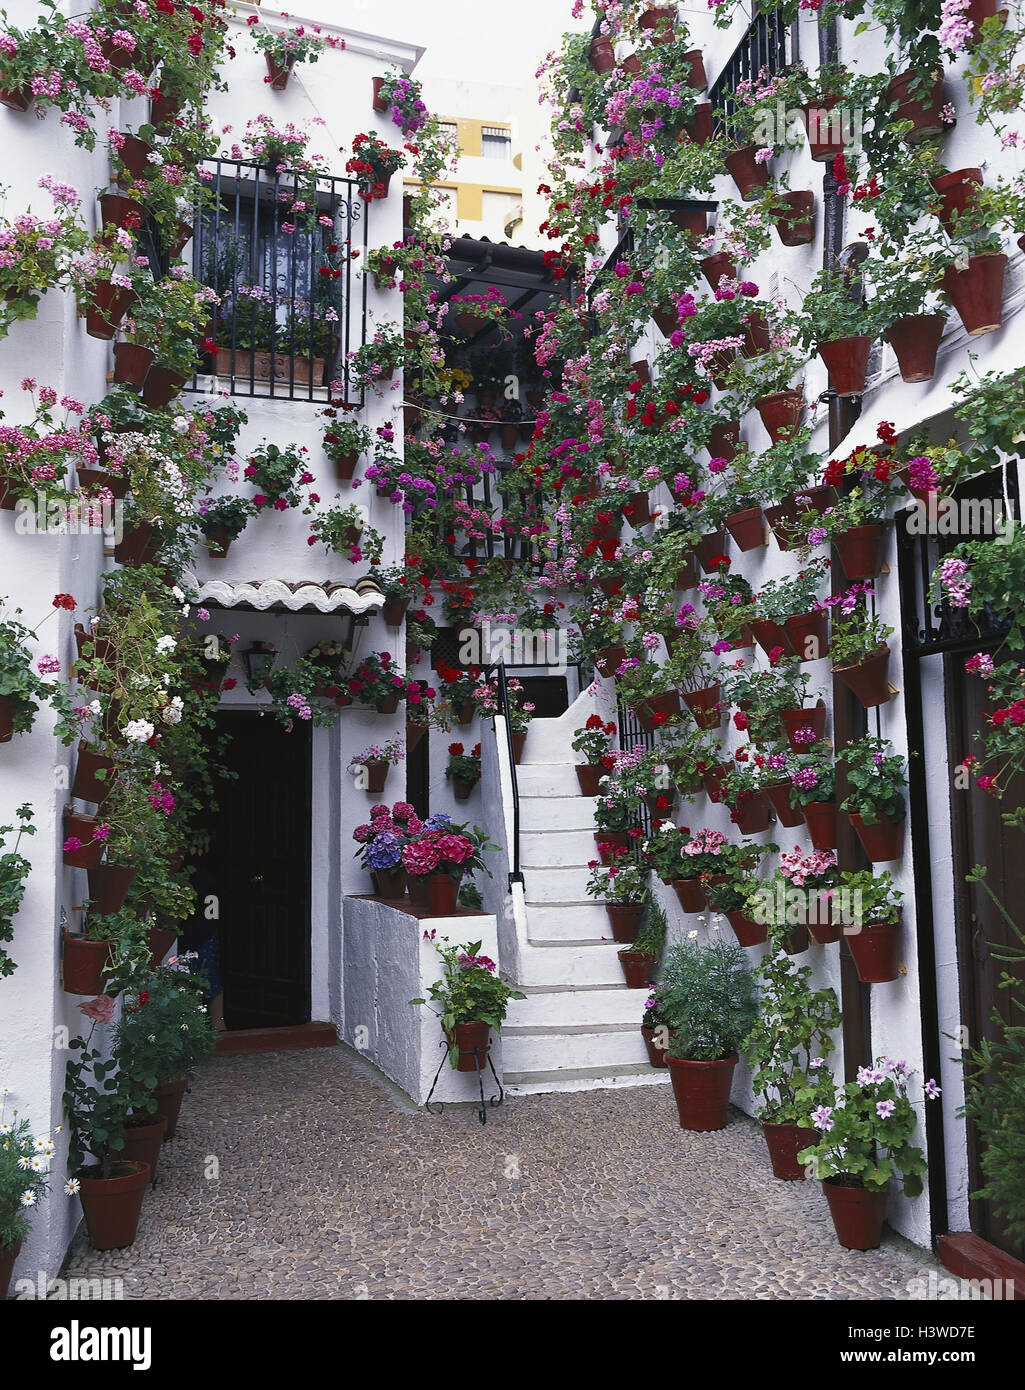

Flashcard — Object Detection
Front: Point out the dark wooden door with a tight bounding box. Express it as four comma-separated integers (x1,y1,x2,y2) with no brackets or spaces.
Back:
214,712,311,1030
949,654,1025,1261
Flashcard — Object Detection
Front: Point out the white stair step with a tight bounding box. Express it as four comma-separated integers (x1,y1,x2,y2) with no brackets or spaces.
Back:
504,1064,671,1095
507,986,643,1028
525,903,614,942
515,763,580,796
520,796,597,831
501,1027,649,1073
521,828,597,866
521,865,594,902
514,940,628,989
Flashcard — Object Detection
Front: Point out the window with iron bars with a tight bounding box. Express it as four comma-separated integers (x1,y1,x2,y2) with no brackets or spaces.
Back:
708,11,790,135
190,158,369,404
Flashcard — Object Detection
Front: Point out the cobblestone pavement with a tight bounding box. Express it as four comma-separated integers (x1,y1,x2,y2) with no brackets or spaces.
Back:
63,1047,942,1300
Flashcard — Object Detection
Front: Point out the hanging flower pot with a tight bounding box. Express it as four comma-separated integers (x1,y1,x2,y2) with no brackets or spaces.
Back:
885,313,946,383
682,684,722,731
116,134,153,184
822,1178,889,1250
618,949,658,989
606,903,643,943
802,100,845,161
405,722,426,753
817,336,872,397
941,253,1008,335
639,4,675,39
375,693,401,716
673,877,706,913
756,390,804,444
833,644,892,707
785,609,830,663
847,917,902,983
85,282,136,340
667,1054,737,1131
725,506,764,551
590,35,616,73
751,617,792,658
149,90,183,129
98,193,146,233
930,168,983,233
724,144,769,200
511,731,527,764
329,449,359,481
0,83,32,111
597,574,626,599
808,917,842,945
147,925,177,971
779,703,827,754
888,68,946,142
362,759,389,795
265,51,298,90
651,306,678,337
731,789,772,835
765,781,804,828
781,920,810,955
112,342,154,391
742,312,771,359
372,75,389,111
733,624,755,651
763,499,796,551
641,1026,671,1068
634,689,681,732
685,102,713,144
849,813,905,862
707,419,740,461
371,866,407,898
76,1162,151,1251
63,812,108,869
113,522,154,568
151,1076,188,1140
682,49,707,89
695,528,727,571
702,762,731,802
141,365,187,410
452,775,477,803
726,910,767,948
61,930,111,996
773,190,815,246
669,207,706,241
803,801,838,852
428,873,459,916
0,695,14,743
700,252,737,290
87,863,138,916
446,1021,490,1072
674,555,698,590
72,744,115,805
204,527,233,559
834,523,887,581
575,765,604,797
121,1113,168,1187
454,699,476,726
622,491,651,527
763,1122,818,1181
595,833,630,868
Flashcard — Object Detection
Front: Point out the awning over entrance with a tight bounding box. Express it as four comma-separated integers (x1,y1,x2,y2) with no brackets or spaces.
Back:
184,576,385,616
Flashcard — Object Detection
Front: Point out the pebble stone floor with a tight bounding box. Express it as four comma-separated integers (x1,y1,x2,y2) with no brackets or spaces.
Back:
63,1046,943,1300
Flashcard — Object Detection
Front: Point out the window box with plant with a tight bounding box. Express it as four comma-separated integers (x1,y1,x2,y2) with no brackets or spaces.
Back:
585,857,651,943
839,736,909,862
411,935,524,1071
445,742,482,802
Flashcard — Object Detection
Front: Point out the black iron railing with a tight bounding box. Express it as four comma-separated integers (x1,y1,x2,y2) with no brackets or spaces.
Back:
708,11,790,134
453,469,556,572
190,158,368,403
492,660,524,889
616,695,657,847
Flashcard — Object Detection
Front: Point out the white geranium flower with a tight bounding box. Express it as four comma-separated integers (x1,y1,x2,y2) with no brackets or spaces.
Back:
171,417,190,434
156,635,176,654
124,719,155,743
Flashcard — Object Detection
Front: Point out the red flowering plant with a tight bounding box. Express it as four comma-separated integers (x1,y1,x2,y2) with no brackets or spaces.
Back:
445,742,482,786
810,422,907,545
962,656,1025,823
435,659,485,708
571,713,617,766
243,441,310,512
345,132,406,203
721,657,810,745
585,857,651,907
342,651,409,710
720,745,775,822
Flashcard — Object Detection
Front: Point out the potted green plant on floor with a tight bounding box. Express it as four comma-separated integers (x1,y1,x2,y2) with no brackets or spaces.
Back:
618,899,667,989
798,1060,931,1250
411,935,525,1071
839,736,909,862
744,947,842,1179
0,1090,56,1297
661,937,757,1131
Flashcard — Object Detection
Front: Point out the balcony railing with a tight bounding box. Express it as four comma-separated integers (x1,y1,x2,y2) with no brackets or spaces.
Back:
708,12,790,135
189,158,368,404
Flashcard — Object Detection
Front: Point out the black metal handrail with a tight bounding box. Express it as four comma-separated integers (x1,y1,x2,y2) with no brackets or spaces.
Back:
492,660,523,890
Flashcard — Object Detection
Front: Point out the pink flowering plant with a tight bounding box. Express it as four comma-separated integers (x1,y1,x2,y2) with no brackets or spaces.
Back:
0,176,89,334
410,935,525,1067
0,378,99,503
788,741,838,809
825,585,894,668
401,819,498,882
470,676,535,733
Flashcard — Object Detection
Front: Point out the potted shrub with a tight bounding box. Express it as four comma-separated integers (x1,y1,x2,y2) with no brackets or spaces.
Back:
349,735,405,796
661,938,757,1131
445,742,482,802
744,947,842,1179
411,935,524,1071
571,714,617,795
196,495,254,559
352,802,416,898
826,584,895,707
797,1061,929,1250
839,736,908,862
0,1091,58,1296
841,870,904,983
618,900,667,989
720,750,773,835
585,857,650,943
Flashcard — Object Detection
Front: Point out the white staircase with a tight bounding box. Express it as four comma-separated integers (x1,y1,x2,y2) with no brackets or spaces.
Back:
501,713,669,1095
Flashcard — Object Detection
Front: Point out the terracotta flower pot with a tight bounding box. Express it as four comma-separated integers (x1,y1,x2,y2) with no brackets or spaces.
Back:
966,0,1001,37
817,335,872,397
763,1121,818,1180
87,863,138,916
149,90,183,129
98,193,146,233
606,903,643,944
785,609,830,662
765,781,804,828
833,645,892,707
363,760,389,795
651,306,678,337
667,1054,737,1131
448,1021,490,1072
731,790,772,835
0,84,32,111
375,693,400,716
382,596,409,627
0,1241,20,1299
888,68,946,142
674,555,699,590
147,924,177,971
61,930,111,995
756,390,804,444
76,1162,151,1251
63,812,108,868
0,694,14,743
265,51,297,90
634,689,680,732
453,699,476,726
622,491,651,527
823,1178,889,1250
725,506,764,551
85,281,135,340
428,873,459,916
803,801,838,852
802,100,845,161
330,449,359,481
834,523,888,581
641,1025,670,1068
596,831,630,865
682,684,721,731
930,167,983,233
751,617,792,658
808,917,843,946
941,253,1008,336
597,575,626,599
780,920,810,955
116,133,153,183
685,102,713,144
511,731,527,764
847,917,902,983
764,499,797,551
695,528,728,572
774,190,815,246
780,704,826,754
112,342,154,390
885,313,946,383
742,311,771,359
121,1113,168,1186
204,527,233,559
452,775,477,803
849,813,905,862
371,866,407,898
142,365,187,410
372,74,389,111
702,762,731,802
575,765,604,797
590,36,616,73
669,207,706,241
673,877,706,913
408,876,431,912
152,1076,188,1140
618,949,658,989
113,522,154,568
639,4,675,39
707,419,740,461
726,910,767,948
700,252,737,290
72,744,115,804
725,144,769,200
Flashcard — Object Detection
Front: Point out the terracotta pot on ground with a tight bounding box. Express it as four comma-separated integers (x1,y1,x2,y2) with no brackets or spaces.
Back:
449,1021,490,1072
685,102,713,144
834,523,888,581
641,1026,670,1068
848,918,902,983
682,684,721,731
575,765,604,797
635,689,681,732
757,390,804,444
802,100,845,161
695,528,728,571
725,506,764,551
152,1077,187,1140
142,365,187,410
371,866,406,898
511,731,527,764
886,314,946,382
147,925,177,971
941,253,1008,335
888,68,946,141
63,812,108,868
265,52,297,89
707,419,740,461
112,342,154,390
61,930,111,996
452,776,477,803
780,704,827,754
823,1179,889,1250
595,831,630,864
930,167,983,233
727,910,767,948
763,1122,818,1180
817,335,872,397
833,645,892,707
803,801,839,852
606,903,643,944
774,190,815,245
849,813,905,862
85,282,135,340
725,145,769,200
363,759,389,794
618,949,658,989
700,252,737,290
113,522,154,568
765,781,804,828
72,745,114,804
1,1241,20,1299
121,1114,168,1186
673,878,706,913
751,617,792,658
590,36,616,73
428,873,458,916
75,1162,151,1251
87,863,138,916
731,790,772,835
98,193,145,233
786,609,830,662
667,1055,737,1131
